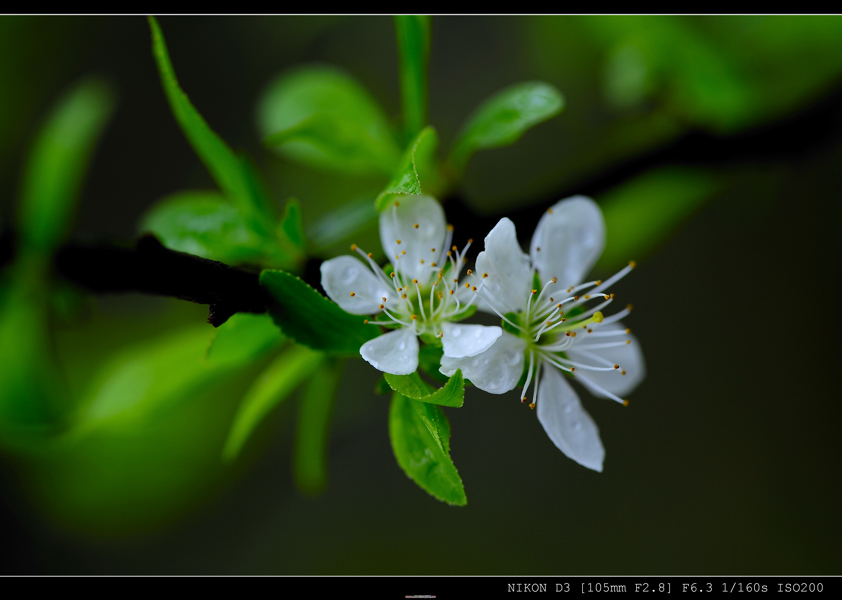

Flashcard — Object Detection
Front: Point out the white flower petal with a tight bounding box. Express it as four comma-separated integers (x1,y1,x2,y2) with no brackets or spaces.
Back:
360,328,419,375
475,218,533,314
530,196,605,292
537,366,605,472
567,321,645,398
441,323,502,358
320,256,396,315
379,195,446,283
440,332,526,394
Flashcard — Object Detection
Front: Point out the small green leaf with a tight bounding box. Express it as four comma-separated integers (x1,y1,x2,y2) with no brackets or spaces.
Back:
389,393,466,506
148,17,273,231
293,358,343,495
223,345,324,461
384,370,464,408
260,269,378,356
449,81,564,173
18,77,114,255
597,167,723,272
205,312,285,368
279,198,306,252
375,126,440,212
257,66,401,176
394,15,431,140
140,191,288,266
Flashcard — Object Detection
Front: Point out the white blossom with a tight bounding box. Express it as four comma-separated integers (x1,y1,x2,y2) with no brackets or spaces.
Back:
321,195,501,375
440,196,644,471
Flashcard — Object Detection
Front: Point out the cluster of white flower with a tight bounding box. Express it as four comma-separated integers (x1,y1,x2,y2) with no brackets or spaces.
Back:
321,195,644,472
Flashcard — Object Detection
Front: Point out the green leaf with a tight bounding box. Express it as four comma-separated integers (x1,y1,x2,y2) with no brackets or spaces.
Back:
293,358,343,495
222,345,324,461
597,167,723,272
148,17,274,231
279,198,306,253
18,77,114,255
0,269,61,441
394,15,431,140
384,370,464,408
449,81,564,173
389,393,466,506
375,126,440,212
140,191,289,266
257,66,401,176
205,312,285,368
260,269,379,356
77,325,228,428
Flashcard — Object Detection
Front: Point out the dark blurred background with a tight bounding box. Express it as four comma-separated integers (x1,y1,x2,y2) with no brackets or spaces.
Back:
1,15,841,574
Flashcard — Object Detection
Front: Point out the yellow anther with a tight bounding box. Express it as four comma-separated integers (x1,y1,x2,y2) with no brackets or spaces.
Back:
595,280,602,285
449,290,454,295
431,248,436,252
401,294,407,299
629,261,637,269
584,294,591,299
350,292,356,297
382,297,387,302
610,293,615,299
551,277,557,284
547,208,554,214
379,304,385,309
570,367,575,372
350,244,357,251
573,295,579,301
390,272,396,278
627,303,634,311
532,289,538,294
447,224,454,232
412,279,418,284
431,262,437,267
411,314,417,320
420,259,425,264
482,273,488,278
414,223,419,229
368,253,373,258
625,328,631,334
604,295,610,300
452,245,458,251
401,251,406,255
467,269,473,275
472,286,477,291
621,370,627,376
623,399,629,407
465,283,470,288
396,239,401,244
614,364,619,369
394,201,400,207
626,340,631,344
571,332,577,337
467,238,473,244
447,251,452,257
529,403,536,410
587,328,593,333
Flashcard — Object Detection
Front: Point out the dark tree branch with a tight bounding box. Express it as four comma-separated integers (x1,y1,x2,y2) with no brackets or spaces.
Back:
53,235,268,327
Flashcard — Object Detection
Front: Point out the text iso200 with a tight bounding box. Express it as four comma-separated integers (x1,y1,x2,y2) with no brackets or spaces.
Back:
778,583,823,593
